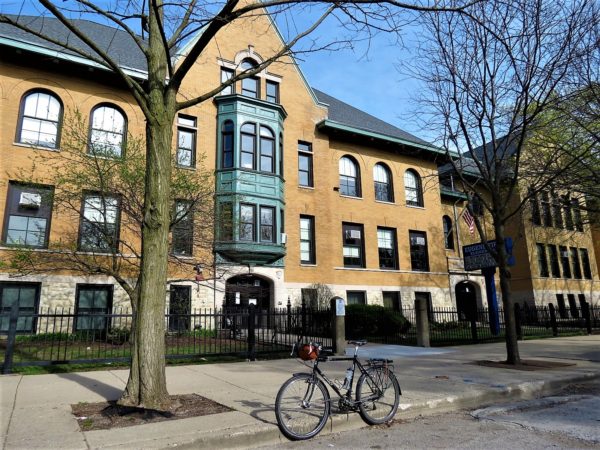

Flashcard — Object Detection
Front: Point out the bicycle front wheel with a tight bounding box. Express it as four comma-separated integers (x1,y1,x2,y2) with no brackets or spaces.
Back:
275,374,330,440
356,367,400,425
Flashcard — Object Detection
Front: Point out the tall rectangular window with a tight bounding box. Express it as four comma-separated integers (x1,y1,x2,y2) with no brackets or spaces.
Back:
383,291,401,311
559,246,571,278
172,200,193,255
220,67,234,95
79,194,119,252
530,191,541,225
176,115,196,168
567,294,579,318
541,191,552,227
409,230,429,272
551,193,563,228
571,247,582,279
0,282,40,334
266,80,279,103
572,198,583,231
563,196,574,230
300,215,315,264
346,291,366,305
377,227,398,270
2,182,53,248
74,284,113,333
536,243,549,277
342,223,365,268
548,245,561,278
239,204,255,241
298,141,313,187
556,294,567,319
580,249,592,279
259,206,275,243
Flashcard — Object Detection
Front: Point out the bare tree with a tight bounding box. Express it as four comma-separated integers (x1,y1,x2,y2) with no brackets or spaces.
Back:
1,0,477,409
411,0,595,364
7,109,217,302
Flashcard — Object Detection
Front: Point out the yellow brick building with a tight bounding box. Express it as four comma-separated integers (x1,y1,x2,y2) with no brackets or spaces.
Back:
0,11,598,333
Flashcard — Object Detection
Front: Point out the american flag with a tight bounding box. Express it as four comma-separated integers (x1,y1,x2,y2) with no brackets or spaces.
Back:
463,208,475,234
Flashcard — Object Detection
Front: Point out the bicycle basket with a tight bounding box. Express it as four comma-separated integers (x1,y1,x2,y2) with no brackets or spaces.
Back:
297,344,319,361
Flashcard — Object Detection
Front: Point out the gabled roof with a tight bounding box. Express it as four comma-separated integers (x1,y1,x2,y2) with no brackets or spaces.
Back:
1,14,441,158
312,89,431,147
0,15,147,75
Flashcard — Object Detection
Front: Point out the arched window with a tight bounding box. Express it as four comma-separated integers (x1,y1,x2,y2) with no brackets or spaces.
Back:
339,156,361,197
373,163,393,202
443,215,454,250
240,122,256,169
17,90,63,148
221,120,234,168
89,104,126,158
404,169,423,207
259,126,275,173
240,59,259,98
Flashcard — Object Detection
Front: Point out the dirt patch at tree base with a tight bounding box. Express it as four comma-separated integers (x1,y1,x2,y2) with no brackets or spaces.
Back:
72,394,232,431
474,359,575,371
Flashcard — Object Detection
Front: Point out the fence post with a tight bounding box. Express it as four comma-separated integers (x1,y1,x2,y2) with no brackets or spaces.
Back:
2,301,20,374
549,303,558,337
286,297,292,333
330,297,346,356
247,304,256,361
470,313,478,343
415,298,430,347
514,303,523,340
582,301,592,335
301,296,307,337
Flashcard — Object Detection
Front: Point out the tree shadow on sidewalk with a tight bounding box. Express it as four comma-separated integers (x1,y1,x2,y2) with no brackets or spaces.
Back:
57,372,124,400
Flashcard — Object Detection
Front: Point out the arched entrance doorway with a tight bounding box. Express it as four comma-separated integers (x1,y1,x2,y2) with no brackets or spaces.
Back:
456,281,478,321
225,274,272,309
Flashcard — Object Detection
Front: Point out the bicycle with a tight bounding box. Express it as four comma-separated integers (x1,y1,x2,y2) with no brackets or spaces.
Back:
275,339,401,440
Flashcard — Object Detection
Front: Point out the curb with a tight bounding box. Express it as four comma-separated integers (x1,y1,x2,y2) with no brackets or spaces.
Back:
174,371,600,449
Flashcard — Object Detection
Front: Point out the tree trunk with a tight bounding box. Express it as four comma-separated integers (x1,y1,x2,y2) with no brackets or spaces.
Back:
119,112,174,409
493,219,521,365
119,2,175,408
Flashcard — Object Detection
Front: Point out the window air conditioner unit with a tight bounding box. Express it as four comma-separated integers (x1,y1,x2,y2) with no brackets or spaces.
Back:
561,251,569,258
281,233,287,245
19,192,42,208
345,230,361,240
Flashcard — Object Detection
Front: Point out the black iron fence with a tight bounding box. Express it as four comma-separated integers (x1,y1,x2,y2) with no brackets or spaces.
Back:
1,303,331,373
349,302,599,347
2,299,598,372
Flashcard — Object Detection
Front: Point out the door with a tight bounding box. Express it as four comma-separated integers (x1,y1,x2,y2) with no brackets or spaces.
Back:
169,286,191,332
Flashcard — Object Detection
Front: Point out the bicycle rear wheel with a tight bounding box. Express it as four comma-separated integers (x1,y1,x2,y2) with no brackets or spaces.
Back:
356,367,400,425
275,373,330,440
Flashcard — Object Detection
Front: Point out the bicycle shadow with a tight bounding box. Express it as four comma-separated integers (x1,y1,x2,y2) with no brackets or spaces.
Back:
237,398,353,426
238,399,277,425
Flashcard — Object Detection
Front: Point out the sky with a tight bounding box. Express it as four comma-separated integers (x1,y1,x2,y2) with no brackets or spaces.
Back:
0,1,432,142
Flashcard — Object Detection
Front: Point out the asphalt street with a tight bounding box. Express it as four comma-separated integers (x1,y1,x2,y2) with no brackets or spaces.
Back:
258,379,600,449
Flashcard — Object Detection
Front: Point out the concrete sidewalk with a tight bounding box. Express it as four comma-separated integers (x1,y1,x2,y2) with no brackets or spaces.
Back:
1,335,599,450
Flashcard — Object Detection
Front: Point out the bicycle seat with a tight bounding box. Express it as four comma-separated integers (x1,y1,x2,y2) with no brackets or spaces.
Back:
348,340,367,346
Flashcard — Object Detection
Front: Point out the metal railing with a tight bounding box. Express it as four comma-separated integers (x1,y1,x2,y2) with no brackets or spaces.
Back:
1,302,332,373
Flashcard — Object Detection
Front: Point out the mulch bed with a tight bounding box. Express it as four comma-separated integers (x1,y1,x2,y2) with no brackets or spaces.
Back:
474,359,575,371
72,394,232,431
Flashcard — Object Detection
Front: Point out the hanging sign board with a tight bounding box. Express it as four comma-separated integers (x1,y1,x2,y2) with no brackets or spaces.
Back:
235,292,241,305
462,238,515,272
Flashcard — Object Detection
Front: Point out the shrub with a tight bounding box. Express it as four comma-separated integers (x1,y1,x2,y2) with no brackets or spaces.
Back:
345,304,411,338
105,327,131,345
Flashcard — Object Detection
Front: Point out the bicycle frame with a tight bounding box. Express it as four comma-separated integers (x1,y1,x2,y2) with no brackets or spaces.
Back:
298,345,389,408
